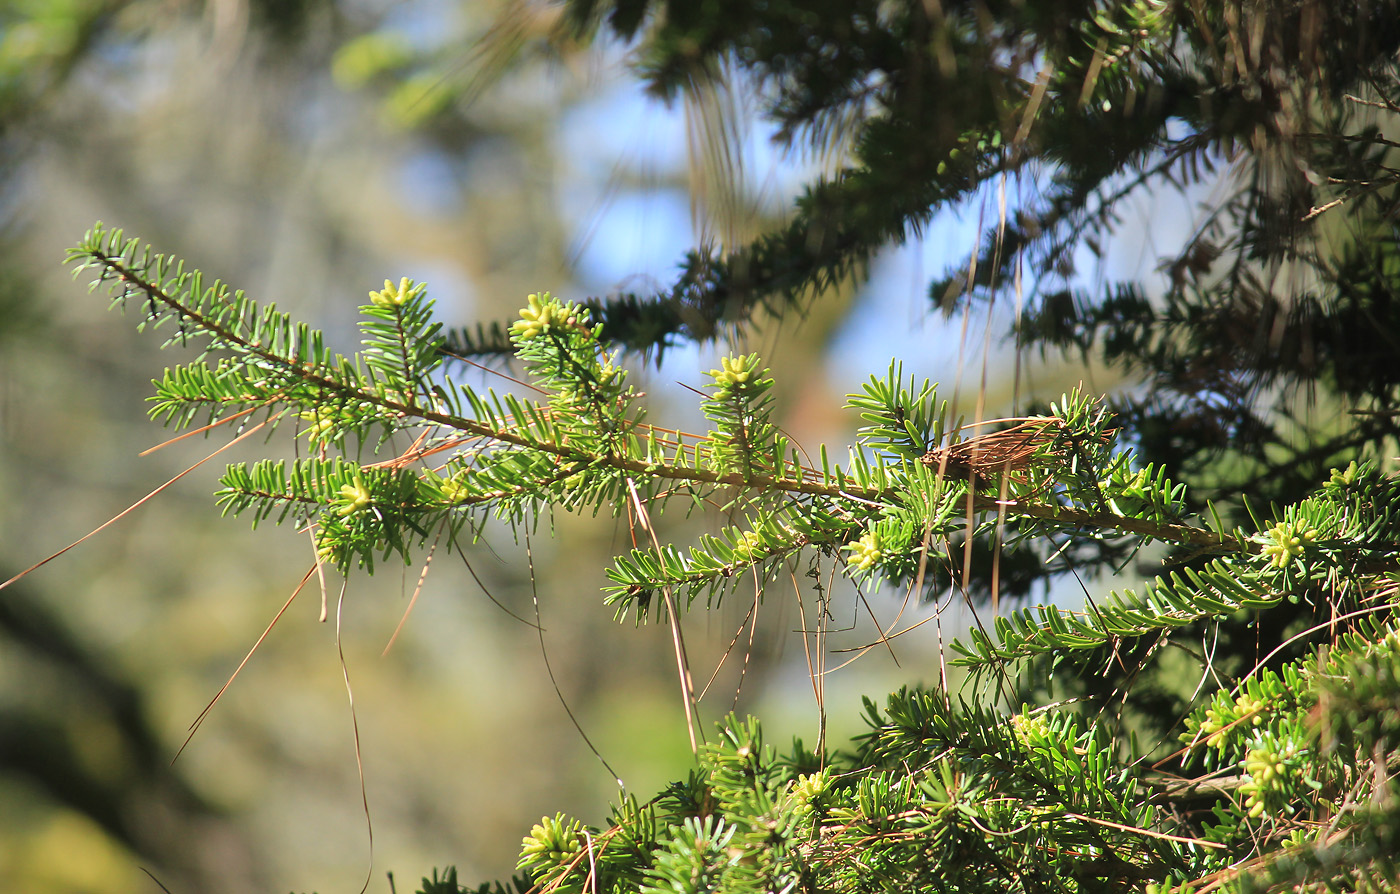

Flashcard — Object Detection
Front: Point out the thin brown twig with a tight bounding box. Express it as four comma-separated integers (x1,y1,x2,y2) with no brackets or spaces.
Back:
695,572,760,702
1062,812,1227,849
522,531,623,786
626,477,701,753
732,564,763,712
790,565,826,759
1,414,278,594
137,401,274,456
382,535,440,655
332,578,376,894
175,561,319,762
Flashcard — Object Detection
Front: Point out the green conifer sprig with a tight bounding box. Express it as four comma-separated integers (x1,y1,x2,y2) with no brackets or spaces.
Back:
846,361,952,459
69,223,1249,581
63,222,1400,892
497,632,1400,894
956,464,1400,668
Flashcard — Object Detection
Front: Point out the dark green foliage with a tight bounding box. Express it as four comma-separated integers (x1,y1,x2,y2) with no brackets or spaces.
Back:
438,6,1400,670
508,702,1198,894
66,230,1400,890
451,0,1400,439
429,865,534,894
436,16,1400,892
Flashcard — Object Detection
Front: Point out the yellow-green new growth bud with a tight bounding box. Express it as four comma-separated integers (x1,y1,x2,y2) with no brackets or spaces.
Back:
438,475,471,505
1235,693,1266,725
1244,747,1284,784
510,291,573,341
790,770,830,818
1241,746,1281,818
336,477,372,516
1199,706,1227,749
370,276,424,308
1261,520,1318,568
708,354,757,388
1239,739,1303,818
300,409,336,441
598,355,621,384
733,530,764,559
791,770,829,805
1329,461,1358,487
844,530,882,571
1010,711,1051,748
1199,692,1267,748
519,813,582,866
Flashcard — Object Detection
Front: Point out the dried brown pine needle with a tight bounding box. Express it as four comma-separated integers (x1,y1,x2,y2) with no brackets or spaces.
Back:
920,417,1113,485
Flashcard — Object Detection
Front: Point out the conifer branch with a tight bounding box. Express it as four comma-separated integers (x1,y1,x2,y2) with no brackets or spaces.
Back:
64,219,1400,894
72,224,1242,559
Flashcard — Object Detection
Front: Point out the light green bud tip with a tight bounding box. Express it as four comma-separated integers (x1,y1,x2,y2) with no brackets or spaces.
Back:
370,276,425,308
510,292,574,341
1010,711,1050,748
1199,706,1228,749
1261,520,1317,568
301,409,336,440
336,477,372,516
790,770,829,815
708,354,758,388
844,530,882,571
1329,461,1358,487
438,476,471,505
520,814,581,863
733,530,764,559
1241,740,1299,818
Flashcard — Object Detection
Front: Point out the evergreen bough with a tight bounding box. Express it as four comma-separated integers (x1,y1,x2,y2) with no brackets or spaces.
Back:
68,224,1400,892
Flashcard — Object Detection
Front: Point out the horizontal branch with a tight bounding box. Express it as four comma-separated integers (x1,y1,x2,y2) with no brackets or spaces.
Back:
90,247,1243,555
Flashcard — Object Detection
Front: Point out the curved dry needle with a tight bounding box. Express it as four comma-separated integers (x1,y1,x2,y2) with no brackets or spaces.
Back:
382,535,440,656
311,528,330,623
138,402,278,457
436,346,549,395
332,577,376,894
174,562,318,762
731,566,762,714
523,530,624,788
0,417,274,594
138,867,175,894
790,565,824,757
366,434,478,470
910,522,948,692
445,527,541,629
1230,603,1395,705
625,477,701,753
854,580,899,666
862,522,935,671
694,562,762,704
830,612,945,653
938,529,1020,706
695,606,750,703
819,649,879,676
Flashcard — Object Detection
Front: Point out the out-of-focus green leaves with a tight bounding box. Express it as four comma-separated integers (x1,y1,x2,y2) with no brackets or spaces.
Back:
0,0,109,106
331,31,414,89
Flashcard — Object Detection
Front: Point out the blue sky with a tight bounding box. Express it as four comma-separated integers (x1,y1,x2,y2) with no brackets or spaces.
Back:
543,63,1208,411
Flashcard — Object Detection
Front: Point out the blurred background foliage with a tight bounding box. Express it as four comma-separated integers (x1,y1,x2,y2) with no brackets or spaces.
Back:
0,1,1063,890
